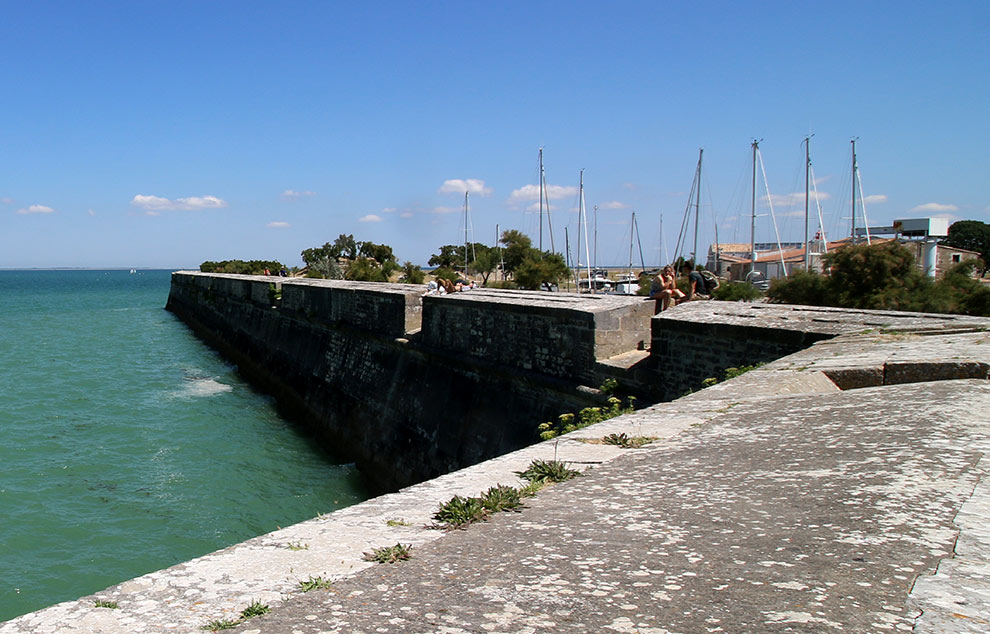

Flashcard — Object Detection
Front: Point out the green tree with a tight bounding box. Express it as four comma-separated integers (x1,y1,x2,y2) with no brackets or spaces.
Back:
358,241,396,264
942,220,990,275
429,245,465,270
514,252,569,290
499,230,533,274
400,261,425,284
470,247,499,285
334,234,358,259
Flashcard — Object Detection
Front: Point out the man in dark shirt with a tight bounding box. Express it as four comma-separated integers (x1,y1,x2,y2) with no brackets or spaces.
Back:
682,261,710,300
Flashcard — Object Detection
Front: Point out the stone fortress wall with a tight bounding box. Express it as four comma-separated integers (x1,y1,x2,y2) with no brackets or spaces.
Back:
5,271,990,632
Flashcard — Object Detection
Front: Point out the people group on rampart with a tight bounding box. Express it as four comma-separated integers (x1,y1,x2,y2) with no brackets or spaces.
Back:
649,262,719,313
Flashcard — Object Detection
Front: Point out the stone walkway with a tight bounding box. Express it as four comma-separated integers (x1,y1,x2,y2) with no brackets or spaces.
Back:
5,323,990,633
227,379,990,633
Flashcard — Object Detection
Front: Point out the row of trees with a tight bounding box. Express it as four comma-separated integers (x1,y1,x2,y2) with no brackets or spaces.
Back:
428,230,568,290
297,229,570,290
200,260,284,275
768,241,990,316
300,234,402,282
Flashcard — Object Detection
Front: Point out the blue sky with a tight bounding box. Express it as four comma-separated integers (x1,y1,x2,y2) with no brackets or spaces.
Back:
1,1,987,269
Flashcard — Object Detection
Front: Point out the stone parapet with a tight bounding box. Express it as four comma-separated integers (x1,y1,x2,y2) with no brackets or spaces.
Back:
420,289,653,382
169,272,424,338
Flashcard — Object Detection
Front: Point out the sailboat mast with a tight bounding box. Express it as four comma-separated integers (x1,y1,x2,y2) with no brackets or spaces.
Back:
693,148,702,266
804,136,811,269
851,139,857,242
628,211,635,279
464,191,470,274
538,147,544,252
580,170,592,294
750,139,758,275
593,205,598,269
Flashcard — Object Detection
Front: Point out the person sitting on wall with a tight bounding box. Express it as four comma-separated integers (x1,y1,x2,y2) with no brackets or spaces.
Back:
683,261,710,301
438,278,456,294
649,265,685,313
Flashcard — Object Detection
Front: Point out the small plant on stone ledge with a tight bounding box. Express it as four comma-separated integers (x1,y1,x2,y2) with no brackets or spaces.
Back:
93,599,118,609
202,618,240,631
432,495,487,528
538,396,636,440
480,484,524,513
299,575,334,592
240,601,270,619
363,543,411,564
602,433,657,449
515,459,580,486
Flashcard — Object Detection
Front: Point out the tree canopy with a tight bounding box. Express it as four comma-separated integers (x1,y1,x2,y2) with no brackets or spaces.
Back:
768,241,990,315
943,220,990,274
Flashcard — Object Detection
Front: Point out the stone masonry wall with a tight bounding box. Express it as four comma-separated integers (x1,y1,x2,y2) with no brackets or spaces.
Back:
165,273,650,491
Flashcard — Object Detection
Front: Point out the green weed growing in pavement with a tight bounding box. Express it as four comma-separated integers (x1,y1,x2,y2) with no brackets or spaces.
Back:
538,396,636,440
299,576,334,592
363,543,411,564
93,599,118,609
432,495,487,528
515,459,580,485
240,601,270,619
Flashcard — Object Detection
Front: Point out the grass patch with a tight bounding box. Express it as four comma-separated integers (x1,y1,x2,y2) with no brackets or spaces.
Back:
480,484,524,513
285,541,309,551
433,495,487,528
385,518,411,527
202,619,240,631
201,601,270,631
601,433,657,448
93,599,118,609
299,576,333,592
240,601,270,619
363,543,411,564
515,459,580,485
701,363,764,388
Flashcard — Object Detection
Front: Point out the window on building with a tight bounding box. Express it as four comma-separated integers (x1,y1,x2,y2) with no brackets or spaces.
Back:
952,254,961,263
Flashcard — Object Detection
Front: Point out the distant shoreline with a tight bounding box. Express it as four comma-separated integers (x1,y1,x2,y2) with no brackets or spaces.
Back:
0,267,188,271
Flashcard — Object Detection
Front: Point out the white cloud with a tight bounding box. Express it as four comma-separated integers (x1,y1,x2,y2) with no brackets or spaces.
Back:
765,191,832,207
382,207,396,213
400,212,414,219
622,182,638,191
145,211,160,217
911,202,957,213
87,208,96,216
1,197,12,204
598,201,628,210
281,189,315,200
438,179,492,197
862,194,887,204
428,206,458,215
267,221,290,228
16,204,55,215
358,214,383,223
509,184,579,207
131,194,227,211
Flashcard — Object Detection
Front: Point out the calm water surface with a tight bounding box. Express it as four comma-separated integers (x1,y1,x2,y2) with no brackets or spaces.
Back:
0,270,368,622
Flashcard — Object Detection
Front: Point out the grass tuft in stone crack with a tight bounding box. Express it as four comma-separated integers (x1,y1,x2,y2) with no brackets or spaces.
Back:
432,495,487,528
201,601,270,631
201,618,240,631
602,432,656,448
93,599,118,609
515,459,580,485
480,484,524,513
299,575,334,592
363,543,411,563
432,484,526,530
240,601,270,619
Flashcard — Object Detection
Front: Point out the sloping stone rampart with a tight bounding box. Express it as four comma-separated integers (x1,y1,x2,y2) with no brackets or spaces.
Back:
6,298,990,633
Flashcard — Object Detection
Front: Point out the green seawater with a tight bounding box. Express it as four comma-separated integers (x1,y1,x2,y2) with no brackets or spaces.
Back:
0,270,368,622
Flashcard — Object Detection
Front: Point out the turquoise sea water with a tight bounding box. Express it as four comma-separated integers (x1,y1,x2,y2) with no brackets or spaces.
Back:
0,270,368,622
